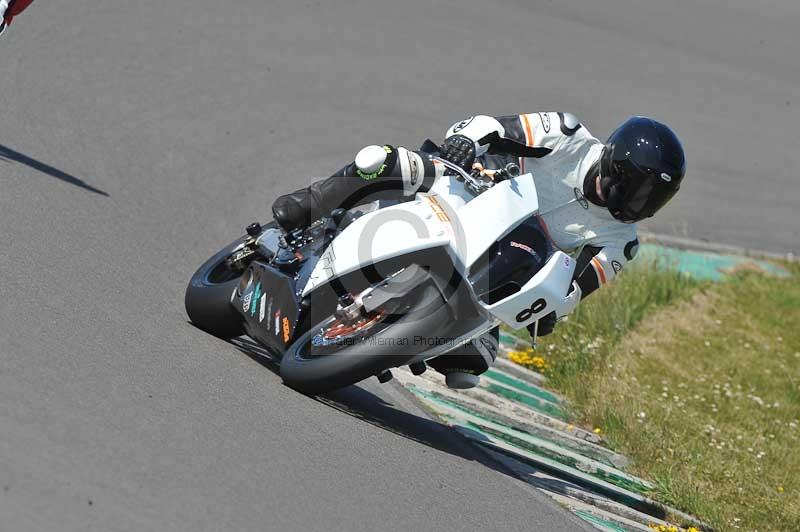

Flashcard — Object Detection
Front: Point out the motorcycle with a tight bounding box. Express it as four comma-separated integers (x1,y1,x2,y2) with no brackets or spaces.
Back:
185,156,579,394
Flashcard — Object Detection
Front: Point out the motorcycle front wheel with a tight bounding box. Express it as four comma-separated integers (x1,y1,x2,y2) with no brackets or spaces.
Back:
280,281,451,395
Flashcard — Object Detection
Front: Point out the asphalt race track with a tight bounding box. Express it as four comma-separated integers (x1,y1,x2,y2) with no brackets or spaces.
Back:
2,1,798,531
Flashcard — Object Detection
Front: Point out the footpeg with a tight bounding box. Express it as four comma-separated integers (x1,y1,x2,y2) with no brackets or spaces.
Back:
409,362,427,376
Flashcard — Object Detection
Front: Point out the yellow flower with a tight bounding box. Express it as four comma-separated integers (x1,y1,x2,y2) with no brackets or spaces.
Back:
530,356,548,370
687,527,700,532
593,427,602,434
777,485,785,493
648,525,680,532
508,350,549,372
507,350,529,365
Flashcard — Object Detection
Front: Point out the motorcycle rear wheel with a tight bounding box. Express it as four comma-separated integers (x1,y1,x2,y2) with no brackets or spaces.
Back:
185,222,276,338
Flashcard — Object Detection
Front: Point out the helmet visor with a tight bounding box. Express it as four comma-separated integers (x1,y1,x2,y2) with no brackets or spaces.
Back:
606,158,679,222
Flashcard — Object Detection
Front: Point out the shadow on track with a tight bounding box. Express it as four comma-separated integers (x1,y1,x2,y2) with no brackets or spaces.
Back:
227,336,669,520
227,336,517,478
0,143,109,197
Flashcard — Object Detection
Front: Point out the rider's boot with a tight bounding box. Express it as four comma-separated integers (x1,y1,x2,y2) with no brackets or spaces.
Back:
427,327,499,389
271,145,434,233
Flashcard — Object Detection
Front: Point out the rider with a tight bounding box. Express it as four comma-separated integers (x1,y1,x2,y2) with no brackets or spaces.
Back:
0,0,34,36
272,113,686,388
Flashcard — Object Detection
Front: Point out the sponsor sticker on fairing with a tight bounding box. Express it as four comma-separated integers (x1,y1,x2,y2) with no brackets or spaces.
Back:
282,317,291,343
510,241,535,255
258,293,267,322
250,283,262,317
274,310,281,336
424,195,450,223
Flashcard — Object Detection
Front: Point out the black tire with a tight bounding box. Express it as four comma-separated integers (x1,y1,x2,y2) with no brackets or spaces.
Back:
185,223,275,338
280,282,451,395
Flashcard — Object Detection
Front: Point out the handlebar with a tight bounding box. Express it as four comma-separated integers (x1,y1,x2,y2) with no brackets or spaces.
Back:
430,156,521,196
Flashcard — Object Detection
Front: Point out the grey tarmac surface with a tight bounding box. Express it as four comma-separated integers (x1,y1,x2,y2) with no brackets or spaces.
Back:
1,1,797,531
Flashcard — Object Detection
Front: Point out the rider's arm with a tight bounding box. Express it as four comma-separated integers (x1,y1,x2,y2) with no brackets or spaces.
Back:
572,238,640,299
527,239,637,341
444,112,582,155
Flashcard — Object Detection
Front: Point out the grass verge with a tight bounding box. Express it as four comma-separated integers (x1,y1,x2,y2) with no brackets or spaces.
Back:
505,259,800,531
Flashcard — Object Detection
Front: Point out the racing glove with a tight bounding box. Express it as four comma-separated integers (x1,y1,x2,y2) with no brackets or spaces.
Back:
439,134,476,171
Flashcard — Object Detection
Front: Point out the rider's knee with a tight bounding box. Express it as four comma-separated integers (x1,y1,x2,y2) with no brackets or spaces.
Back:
352,145,399,180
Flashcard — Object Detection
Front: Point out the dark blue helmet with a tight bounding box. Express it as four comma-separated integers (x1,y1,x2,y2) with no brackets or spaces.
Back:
600,117,686,223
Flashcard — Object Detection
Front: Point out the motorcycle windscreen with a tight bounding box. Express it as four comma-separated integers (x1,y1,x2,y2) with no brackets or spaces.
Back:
454,173,540,268
469,217,552,305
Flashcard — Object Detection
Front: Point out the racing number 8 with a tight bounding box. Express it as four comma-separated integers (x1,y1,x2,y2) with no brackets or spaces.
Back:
516,298,547,323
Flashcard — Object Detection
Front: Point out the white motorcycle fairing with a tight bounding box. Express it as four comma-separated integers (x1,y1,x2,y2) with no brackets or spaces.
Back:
301,196,453,296
301,172,577,331
481,251,578,330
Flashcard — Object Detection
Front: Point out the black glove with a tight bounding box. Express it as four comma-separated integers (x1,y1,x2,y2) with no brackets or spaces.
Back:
440,134,476,171
526,311,557,340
